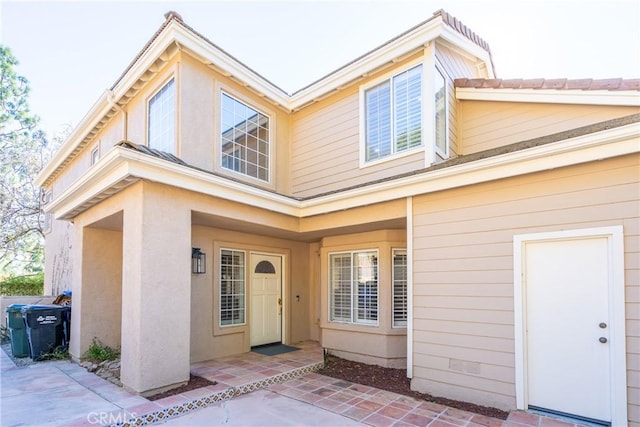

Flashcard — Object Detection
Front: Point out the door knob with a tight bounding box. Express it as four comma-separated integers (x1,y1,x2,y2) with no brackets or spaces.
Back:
599,337,607,343
599,322,607,329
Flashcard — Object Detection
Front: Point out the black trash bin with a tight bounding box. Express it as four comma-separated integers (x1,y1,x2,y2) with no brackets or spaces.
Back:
5,304,30,358
21,305,71,360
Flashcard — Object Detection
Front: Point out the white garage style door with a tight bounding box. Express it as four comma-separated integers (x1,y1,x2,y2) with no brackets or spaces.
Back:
514,226,627,426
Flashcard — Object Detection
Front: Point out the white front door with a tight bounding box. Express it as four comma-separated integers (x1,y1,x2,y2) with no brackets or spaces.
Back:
515,227,627,425
250,254,282,346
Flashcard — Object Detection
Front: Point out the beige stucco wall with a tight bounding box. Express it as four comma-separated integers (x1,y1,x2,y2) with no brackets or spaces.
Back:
320,229,407,368
457,101,640,155
410,153,639,420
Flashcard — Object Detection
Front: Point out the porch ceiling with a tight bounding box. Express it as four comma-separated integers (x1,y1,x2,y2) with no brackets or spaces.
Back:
191,211,406,242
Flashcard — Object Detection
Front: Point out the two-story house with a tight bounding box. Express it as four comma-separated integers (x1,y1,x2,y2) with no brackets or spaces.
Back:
36,10,639,426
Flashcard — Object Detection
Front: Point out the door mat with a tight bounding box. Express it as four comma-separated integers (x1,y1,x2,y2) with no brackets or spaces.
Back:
251,343,300,356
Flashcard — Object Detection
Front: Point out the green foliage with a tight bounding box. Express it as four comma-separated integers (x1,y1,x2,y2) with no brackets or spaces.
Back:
0,273,44,295
39,346,70,361
84,338,120,362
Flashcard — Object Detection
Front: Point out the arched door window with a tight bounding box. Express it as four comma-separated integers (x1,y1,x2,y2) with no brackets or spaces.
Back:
254,260,276,274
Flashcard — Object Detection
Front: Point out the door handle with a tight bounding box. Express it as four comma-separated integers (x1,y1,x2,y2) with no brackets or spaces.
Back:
599,337,607,343
599,322,607,329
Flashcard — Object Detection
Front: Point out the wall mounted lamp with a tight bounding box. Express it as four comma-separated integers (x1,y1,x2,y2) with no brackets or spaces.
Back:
192,248,206,274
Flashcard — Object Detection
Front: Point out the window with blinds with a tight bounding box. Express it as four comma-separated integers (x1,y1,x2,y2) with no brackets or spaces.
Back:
365,65,423,162
329,251,378,325
392,249,408,327
220,249,245,326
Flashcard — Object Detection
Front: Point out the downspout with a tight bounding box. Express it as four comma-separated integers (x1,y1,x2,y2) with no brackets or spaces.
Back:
406,196,413,379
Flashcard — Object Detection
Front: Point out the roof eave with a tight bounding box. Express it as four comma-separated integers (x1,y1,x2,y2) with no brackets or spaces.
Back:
456,87,640,106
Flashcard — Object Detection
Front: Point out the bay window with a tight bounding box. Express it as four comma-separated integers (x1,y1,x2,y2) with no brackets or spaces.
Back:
329,250,378,325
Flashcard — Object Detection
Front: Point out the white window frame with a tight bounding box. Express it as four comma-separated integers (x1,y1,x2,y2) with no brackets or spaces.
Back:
434,63,449,159
147,77,176,154
392,248,408,328
328,249,379,326
90,144,100,166
219,91,271,183
219,248,246,327
359,59,425,168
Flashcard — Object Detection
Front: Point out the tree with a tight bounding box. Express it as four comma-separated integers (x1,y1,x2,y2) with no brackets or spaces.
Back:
0,45,57,275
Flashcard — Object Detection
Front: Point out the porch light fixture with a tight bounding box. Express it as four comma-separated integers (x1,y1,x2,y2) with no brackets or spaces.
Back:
192,248,206,274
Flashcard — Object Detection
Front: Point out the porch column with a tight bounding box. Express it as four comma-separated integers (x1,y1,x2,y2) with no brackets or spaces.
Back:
120,183,191,394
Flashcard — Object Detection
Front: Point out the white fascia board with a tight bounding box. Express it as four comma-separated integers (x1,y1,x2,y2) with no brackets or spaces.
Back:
289,19,445,109
298,122,640,216
119,149,301,216
170,26,289,107
35,91,114,187
437,27,494,78
456,87,640,106
47,148,132,219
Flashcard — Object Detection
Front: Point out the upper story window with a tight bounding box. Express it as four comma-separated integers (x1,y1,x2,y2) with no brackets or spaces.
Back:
90,145,100,166
221,93,270,182
434,67,448,157
148,78,175,154
364,65,423,162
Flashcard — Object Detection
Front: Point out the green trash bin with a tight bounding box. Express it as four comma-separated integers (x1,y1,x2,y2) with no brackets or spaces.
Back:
5,304,30,358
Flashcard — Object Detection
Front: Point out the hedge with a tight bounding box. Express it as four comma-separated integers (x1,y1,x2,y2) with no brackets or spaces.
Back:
0,273,44,296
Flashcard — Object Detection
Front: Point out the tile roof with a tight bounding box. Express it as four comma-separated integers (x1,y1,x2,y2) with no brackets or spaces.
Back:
434,9,492,54
455,78,640,91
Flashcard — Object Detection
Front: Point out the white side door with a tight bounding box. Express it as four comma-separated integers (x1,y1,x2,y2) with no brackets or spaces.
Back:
515,226,627,425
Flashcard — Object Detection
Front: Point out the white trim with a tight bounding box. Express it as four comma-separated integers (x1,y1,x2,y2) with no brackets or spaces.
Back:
422,44,436,168
513,226,627,426
46,122,640,222
405,197,413,379
433,62,449,159
456,87,640,106
90,144,100,166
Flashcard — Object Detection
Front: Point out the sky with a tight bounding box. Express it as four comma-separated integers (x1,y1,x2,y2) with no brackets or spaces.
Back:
1,0,639,139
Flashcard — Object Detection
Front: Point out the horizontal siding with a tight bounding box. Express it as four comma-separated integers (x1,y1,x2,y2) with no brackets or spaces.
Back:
459,101,640,154
411,153,640,419
290,70,427,198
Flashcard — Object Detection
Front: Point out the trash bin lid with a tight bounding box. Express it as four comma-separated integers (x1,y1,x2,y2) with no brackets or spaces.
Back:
6,304,29,312
20,304,66,312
